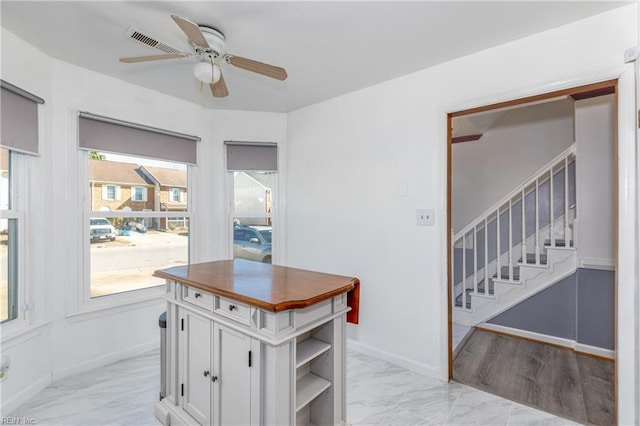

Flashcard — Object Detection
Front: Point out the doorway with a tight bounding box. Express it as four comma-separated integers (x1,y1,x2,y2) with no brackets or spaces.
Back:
446,79,618,424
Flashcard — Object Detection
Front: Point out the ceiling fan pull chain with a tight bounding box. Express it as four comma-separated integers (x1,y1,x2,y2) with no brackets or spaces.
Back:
199,81,204,93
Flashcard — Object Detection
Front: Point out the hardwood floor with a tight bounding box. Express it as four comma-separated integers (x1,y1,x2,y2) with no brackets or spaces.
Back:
453,328,615,425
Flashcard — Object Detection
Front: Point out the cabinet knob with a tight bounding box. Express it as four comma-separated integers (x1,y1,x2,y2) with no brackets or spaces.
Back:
228,304,237,311
203,370,210,377
211,375,218,383
194,292,201,298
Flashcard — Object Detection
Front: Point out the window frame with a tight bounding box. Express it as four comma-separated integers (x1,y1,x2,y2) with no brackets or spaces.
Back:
0,151,28,330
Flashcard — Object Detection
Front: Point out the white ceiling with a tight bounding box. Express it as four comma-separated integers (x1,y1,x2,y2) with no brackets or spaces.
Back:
0,1,628,113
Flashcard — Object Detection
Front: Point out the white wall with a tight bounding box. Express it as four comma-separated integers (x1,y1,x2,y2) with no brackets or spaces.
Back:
0,27,54,415
0,28,287,413
286,4,637,394
574,95,615,268
452,100,574,232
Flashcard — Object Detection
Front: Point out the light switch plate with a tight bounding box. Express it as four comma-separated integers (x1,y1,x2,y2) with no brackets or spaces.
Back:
417,209,435,226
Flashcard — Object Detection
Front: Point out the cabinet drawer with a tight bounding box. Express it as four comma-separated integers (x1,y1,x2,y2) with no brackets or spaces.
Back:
214,296,251,326
182,286,214,311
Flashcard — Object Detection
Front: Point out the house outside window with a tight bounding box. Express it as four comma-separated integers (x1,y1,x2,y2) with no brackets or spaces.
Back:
137,166,188,230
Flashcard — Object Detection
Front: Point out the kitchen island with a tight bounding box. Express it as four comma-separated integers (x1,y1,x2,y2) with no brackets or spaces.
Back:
154,259,360,426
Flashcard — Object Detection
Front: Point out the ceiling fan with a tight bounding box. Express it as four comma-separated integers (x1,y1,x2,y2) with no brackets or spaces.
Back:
119,15,288,98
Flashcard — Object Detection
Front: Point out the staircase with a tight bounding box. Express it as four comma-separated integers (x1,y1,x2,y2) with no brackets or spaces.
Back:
452,144,577,327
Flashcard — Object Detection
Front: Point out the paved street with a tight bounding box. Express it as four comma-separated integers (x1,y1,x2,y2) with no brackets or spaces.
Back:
0,231,189,302
90,231,188,297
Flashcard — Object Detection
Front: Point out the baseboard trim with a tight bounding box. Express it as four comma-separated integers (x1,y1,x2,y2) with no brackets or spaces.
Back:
346,338,440,379
477,323,614,359
478,323,576,348
51,339,159,382
4,374,52,416
574,343,615,360
578,257,615,270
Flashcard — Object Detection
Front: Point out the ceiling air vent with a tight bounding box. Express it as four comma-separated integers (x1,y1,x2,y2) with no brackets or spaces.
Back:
123,27,181,54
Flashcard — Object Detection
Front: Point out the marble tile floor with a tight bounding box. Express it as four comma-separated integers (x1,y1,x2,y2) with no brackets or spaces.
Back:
11,347,580,426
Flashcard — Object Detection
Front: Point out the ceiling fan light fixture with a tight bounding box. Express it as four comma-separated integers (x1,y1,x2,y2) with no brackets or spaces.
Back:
193,61,221,84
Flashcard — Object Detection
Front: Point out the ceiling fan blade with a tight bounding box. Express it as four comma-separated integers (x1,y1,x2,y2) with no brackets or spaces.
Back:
119,53,188,63
171,15,209,48
210,72,229,98
226,55,288,81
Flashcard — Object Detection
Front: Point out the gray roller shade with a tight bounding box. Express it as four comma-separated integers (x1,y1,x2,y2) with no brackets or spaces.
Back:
1,81,44,156
78,112,200,164
225,141,277,171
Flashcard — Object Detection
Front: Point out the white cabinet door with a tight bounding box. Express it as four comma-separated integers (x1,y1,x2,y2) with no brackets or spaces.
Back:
181,309,212,425
214,323,252,426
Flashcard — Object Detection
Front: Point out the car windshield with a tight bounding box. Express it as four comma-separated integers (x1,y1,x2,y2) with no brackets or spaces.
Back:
259,230,272,243
90,218,111,226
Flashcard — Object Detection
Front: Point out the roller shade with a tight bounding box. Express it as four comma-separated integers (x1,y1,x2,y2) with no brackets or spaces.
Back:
1,80,44,156
78,112,200,164
225,141,277,171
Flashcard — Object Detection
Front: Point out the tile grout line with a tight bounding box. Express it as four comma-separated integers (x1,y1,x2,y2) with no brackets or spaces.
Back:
441,385,463,425
506,401,514,426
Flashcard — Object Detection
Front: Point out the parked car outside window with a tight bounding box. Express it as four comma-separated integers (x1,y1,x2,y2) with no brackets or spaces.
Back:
90,217,116,242
233,225,272,264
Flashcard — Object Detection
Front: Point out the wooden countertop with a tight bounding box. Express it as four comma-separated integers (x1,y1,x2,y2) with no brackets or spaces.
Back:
155,259,360,315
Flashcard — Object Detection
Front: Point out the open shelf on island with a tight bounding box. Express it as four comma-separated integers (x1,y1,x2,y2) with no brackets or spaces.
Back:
296,373,331,412
296,338,331,368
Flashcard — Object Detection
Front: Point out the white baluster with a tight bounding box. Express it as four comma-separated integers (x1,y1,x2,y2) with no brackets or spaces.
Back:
484,218,488,295
521,190,526,272
509,200,513,281
451,231,455,307
462,233,467,309
564,157,570,246
535,179,540,264
550,168,555,248
496,207,501,281
473,227,478,295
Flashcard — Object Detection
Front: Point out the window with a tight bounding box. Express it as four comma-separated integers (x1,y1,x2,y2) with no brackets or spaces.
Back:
226,141,277,265
1,81,42,324
232,171,274,264
170,188,181,203
0,148,18,323
132,186,147,202
86,153,189,298
103,184,119,201
80,113,198,299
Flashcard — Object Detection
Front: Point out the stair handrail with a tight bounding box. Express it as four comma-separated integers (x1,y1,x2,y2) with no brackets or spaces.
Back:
454,142,576,242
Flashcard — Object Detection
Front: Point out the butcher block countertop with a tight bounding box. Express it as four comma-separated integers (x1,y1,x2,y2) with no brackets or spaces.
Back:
155,259,360,321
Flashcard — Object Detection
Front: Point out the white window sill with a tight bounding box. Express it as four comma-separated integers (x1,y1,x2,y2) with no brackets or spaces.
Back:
66,286,166,324
1,320,50,349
